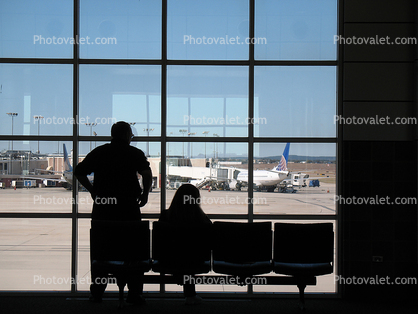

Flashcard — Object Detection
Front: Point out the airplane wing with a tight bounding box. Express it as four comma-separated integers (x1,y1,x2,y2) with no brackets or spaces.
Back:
13,175,66,182
34,169,63,174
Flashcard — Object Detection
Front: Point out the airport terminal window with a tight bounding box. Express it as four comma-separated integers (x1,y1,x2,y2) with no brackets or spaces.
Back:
253,143,336,215
80,0,162,59
0,0,73,59
255,0,337,60
166,142,248,215
167,0,249,60
167,66,249,137
77,219,160,293
254,66,337,137
79,65,161,137
0,64,73,136
0,0,338,294
251,219,337,294
78,140,161,215
0,218,72,290
0,141,73,213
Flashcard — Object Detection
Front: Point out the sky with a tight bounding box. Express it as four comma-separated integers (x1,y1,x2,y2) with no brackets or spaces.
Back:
0,0,338,157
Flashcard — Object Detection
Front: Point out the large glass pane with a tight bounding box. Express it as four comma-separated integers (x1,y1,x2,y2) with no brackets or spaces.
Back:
0,64,73,136
167,66,248,137
79,65,161,137
164,218,248,294
252,219,336,294
78,141,161,215
0,219,71,290
77,219,160,293
166,142,248,215
0,141,73,213
253,143,336,215
0,0,73,58
255,0,337,60
168,0,249,60
254,66,336,137
80,0,161,59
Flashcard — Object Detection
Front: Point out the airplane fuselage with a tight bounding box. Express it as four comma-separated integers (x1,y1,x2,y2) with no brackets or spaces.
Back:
236,169,288,187
62,171,94,186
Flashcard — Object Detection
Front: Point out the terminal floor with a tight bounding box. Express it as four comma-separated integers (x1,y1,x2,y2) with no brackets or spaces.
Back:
1,295,416,314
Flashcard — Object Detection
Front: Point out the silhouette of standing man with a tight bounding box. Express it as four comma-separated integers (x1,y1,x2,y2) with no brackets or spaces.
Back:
75,121,152,303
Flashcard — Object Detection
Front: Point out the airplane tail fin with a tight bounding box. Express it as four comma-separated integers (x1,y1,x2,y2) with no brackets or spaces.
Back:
63,144,73,172
274,143,290,172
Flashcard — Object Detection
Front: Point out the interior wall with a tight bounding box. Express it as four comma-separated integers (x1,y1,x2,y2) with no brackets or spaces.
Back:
341,0,418,298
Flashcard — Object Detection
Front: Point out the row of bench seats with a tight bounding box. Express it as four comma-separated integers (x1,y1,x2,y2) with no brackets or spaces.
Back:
90,220,334,309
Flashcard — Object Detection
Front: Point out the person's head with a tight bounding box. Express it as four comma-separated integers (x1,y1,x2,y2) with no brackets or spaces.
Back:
111,121,133,143
174,183,200,206
168,183,205,222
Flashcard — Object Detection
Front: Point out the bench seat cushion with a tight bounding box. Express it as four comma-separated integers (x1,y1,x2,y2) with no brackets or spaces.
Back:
213,261,272,277
273,262,333,277
212,222,272,277
92,259,152,272
152,260,211,275
152,222,212,275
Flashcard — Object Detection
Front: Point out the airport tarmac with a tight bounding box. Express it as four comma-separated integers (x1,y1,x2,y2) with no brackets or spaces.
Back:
0,182,336,215
0,185,337,294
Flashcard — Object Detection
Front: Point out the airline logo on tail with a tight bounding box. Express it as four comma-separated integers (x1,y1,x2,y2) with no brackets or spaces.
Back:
63,144,73,172
274,143,290,172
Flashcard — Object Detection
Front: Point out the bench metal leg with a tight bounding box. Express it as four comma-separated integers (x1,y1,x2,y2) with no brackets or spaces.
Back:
117,284,125,309
116,277,126,309
297,282,306,311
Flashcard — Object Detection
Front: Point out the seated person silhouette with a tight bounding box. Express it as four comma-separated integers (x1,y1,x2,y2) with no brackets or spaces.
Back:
159,183,212,305
74,121,152,304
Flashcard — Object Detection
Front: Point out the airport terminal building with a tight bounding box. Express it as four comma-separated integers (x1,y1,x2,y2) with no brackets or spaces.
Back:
0,0,417,311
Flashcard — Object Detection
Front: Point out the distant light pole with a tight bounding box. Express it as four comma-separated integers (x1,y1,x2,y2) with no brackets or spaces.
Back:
85,122,97,151
213,133,219,159
34,115,44,153
93,131,97,148
6,112,18,151
167,132,173,157
202,131,209,159
143,128,154,156
188,132,196,158
179,129,187,158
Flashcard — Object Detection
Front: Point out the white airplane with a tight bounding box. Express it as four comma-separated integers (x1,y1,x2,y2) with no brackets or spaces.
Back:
229,143,290,192
7,144,79,188
33,144,93,189
61,144,95,188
